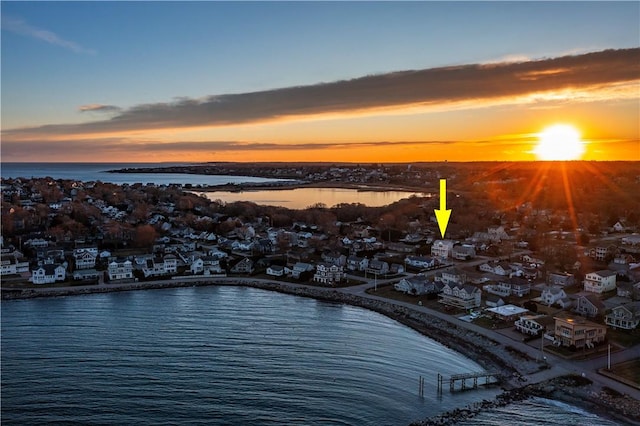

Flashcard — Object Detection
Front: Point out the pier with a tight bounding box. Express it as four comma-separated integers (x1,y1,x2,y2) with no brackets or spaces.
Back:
437,371,501,393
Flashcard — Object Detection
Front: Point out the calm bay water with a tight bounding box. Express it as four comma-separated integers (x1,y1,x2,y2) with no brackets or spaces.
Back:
197,187,424,209
1,287,621,425
0,162,290,187
1,162,421,208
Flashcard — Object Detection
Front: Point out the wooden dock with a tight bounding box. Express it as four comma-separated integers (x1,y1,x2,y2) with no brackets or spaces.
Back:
437,371,501,393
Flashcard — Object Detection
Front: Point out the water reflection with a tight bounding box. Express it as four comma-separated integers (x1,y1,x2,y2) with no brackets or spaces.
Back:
198,187,427,208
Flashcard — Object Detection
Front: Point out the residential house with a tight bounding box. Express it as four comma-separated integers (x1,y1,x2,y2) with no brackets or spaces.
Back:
366,259,389,276
541,286,567,306
191,256,223,275
439,268,467,286
486,305,529,322
321,251,347,266
346,255,369,272
389,263,405,275
605,302,640,330
266,265,286,277
617,282,640,300
452,244,476,260
583,270,617,294
515,314,554,336
487,225,509,241
621,234,640,254
291,262,314,279
31,263,67,284
588,246,616,262
313,262,345,286
394,275,441,296
431,240,455,259
438,283,481,309
73,248,98,270
493,262,513,277
230,258,254,274
485,294,506,308
547,271,575,287
501,277,531,297
73,268,100,281
553,316,607,349
574,294,606,318
404,255,436,269
108,259,133,281
1,254,29,275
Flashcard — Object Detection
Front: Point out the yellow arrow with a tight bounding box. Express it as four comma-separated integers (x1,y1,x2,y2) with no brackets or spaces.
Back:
434,179,451,238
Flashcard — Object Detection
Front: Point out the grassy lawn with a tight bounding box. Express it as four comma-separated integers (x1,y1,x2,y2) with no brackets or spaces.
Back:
609,359,640,386
606,327,640,348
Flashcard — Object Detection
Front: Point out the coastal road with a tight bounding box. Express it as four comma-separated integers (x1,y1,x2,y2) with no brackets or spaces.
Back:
341,278,640,399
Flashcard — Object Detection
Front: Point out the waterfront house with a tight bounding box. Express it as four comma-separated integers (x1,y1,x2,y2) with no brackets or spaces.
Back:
1,253,30,275
486,305,529,322
553,316,607,349
108,259,133,281
191,256,223,275
605,301,640,330
574,294,606,318
266,265,286,277
515,314,554,336
438,283,481,309
230,258,254,275
31,263,67,284
584,270,617,294
73,269,100,281
291,262,314,279
313,262,344,286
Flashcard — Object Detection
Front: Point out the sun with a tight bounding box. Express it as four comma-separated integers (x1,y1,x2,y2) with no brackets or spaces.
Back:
534,124,585,161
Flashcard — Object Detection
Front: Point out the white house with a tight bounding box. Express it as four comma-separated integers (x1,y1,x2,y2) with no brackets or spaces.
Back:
405,255,436,269
1,254,29,275
605,302,640,330
191,256,223,275
266,265,286,277
108,259,133,281
431,239,455,259
541,285,567,306
73,248,98,270
439,268,467,286
583,270,617,294
31,263,66,284
313,262,345,286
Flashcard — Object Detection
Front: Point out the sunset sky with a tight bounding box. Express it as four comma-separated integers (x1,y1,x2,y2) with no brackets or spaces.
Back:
1,2,639,163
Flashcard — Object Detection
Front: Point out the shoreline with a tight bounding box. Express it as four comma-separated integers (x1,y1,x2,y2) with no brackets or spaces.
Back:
3,279,639,425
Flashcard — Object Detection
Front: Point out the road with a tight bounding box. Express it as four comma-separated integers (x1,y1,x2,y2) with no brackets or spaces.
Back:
340,276,640,399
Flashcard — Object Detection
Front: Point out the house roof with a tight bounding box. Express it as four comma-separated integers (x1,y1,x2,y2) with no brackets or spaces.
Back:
594,270,617,278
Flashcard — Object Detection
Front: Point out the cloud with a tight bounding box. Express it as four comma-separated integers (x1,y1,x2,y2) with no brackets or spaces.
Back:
1,15,96,55
78,104,122,113
3,48,639,140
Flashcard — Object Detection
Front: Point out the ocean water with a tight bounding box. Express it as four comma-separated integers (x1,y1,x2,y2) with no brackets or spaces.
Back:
0,162,290,186
1,287,622,425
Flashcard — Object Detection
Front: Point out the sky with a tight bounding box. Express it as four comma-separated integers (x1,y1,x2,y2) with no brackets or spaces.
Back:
1,2,639,163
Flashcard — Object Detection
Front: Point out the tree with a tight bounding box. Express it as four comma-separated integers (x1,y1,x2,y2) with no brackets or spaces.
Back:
134,224,157,249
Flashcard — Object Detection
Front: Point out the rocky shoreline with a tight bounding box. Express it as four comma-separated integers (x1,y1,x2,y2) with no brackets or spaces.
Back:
3,279,639,425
